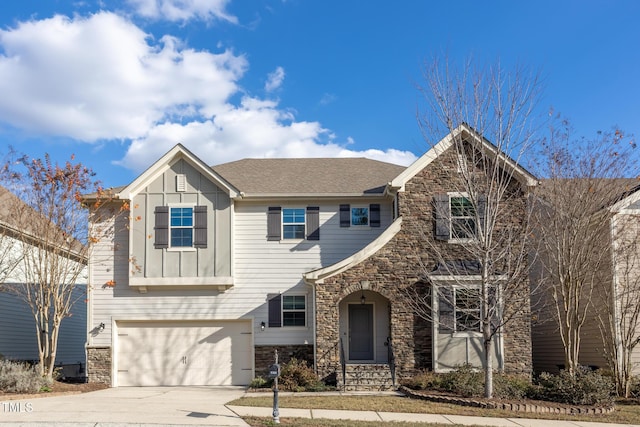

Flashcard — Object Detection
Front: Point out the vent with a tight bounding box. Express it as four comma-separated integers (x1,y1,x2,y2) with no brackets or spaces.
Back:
176,174,186,192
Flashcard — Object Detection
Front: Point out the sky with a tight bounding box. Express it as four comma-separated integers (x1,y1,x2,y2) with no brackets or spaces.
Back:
0,0,638,188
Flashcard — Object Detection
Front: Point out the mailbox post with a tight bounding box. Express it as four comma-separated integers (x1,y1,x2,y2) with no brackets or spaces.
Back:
268,349,280,424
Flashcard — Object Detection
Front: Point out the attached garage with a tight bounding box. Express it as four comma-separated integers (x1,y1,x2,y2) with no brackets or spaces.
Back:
115,320,253,386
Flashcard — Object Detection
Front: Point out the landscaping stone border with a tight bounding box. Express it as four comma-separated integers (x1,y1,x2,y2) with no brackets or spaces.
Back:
399,386,614,415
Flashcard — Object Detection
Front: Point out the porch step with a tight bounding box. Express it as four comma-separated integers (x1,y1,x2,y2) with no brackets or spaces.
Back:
338,363,395,391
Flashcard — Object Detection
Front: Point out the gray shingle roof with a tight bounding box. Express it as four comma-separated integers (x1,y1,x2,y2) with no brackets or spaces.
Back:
212,158,406,196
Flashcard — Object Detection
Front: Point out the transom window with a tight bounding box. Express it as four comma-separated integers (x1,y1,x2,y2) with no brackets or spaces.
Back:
454,288,481,332
351,207,369,226
282,295,306,326
450,196,476,239
283,208,305,239
170,207,193,247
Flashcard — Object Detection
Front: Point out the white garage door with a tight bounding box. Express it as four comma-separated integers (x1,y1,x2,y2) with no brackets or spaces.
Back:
116,320,253,386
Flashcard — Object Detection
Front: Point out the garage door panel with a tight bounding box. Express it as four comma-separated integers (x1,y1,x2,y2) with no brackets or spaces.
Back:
116,321,253,386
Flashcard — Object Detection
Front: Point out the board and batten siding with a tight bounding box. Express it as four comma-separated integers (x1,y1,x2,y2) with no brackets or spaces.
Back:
89,197,395,349
129,159,232,281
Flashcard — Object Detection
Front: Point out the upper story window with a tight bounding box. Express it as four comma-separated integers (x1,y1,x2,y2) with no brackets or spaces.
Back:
267,206,319,241
434,193,485,242
170,207,193,247
282,208,305,239
351,207,369,226
340,204,380,228
154,205,207,249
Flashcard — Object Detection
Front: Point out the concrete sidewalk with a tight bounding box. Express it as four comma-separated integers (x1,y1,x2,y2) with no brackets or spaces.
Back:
228,404,640,427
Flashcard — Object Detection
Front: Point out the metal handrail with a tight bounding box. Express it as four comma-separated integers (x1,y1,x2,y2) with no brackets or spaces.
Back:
386,336,396,388
339,337,346,390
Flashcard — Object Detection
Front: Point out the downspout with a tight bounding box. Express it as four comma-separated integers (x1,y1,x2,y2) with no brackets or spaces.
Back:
304,277,318,374
610,215,623,376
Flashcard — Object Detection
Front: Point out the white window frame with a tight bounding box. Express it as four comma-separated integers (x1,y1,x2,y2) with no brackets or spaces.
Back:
351,206,370,227
447,192,476,242
282,294,307,327
452,286,482,336
168,204,196,251
282,207,306,240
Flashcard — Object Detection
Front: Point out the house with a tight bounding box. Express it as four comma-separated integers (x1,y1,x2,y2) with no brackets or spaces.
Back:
531,181,640,376
86,124,537,388
0,186,87,379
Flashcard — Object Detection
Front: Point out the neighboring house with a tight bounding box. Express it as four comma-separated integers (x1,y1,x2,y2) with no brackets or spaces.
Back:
531,183,640,375
86,124,537,388
0,186,87,379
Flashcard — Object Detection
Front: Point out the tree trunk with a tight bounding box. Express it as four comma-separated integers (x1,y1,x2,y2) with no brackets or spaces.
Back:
484,337,493,398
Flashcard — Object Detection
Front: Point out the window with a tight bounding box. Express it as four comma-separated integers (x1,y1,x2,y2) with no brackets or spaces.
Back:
454,288,481,332
351,207,369,226
267,207,320,241
340,204,381,228
282,208,305,239
282,295,306,326
434,194,484,241
267,293,307,327
438,286,482,334
450,196,475,239
154,205,207,249
170,207,193,247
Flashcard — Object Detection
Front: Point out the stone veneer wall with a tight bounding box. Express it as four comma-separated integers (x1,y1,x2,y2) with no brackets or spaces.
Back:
254,345,314,377
315,144,532,381
87,346,111,384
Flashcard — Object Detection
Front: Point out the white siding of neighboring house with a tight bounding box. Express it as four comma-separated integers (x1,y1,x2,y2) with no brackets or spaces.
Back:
88,198,394,349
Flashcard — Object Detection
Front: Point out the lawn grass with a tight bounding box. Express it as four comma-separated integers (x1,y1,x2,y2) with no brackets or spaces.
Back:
229,394,640,425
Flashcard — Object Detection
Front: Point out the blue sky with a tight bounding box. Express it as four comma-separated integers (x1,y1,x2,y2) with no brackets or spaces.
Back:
0,0,638,188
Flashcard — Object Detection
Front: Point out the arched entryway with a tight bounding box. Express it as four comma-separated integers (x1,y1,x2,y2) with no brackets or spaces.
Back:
339,290,390,364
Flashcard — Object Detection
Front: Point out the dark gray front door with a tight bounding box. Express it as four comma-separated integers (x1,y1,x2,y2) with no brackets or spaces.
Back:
349,304,374,360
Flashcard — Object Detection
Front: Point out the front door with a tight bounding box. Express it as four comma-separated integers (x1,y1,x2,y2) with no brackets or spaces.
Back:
349,304,374,360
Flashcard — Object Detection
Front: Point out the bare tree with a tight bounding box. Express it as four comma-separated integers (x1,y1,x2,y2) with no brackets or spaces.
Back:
0,187,27,287
406,57,541,398
532,122,638,380
1,153,114,381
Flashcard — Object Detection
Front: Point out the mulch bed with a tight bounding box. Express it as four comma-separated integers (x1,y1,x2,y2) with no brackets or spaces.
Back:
399,386,614,415
0,381,108,400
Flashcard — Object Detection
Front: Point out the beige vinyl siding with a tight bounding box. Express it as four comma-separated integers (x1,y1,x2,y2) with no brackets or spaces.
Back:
0,288,87,365
89,197,395,349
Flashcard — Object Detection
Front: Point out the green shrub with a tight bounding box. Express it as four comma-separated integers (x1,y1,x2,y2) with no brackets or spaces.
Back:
401,370,441,390
439,364,484,397
0,360,44,393
249,376,272,389
493,373,532,399
535,367,614,406
278,358,329,392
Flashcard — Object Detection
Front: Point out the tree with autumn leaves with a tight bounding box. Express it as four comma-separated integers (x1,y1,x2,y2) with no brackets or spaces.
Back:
0,152,118,381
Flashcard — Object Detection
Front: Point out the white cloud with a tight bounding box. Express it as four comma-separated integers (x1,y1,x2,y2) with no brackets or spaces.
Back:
0,10,417,176
118,96,417,171
127,0,238,23
0,12,247,141
265,66,285,92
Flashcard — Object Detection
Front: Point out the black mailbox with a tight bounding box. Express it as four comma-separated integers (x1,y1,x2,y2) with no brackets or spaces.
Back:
268,364,280,378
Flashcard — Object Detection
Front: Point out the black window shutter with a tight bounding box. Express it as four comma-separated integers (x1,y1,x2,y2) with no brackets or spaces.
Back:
306,207,320,240
193,205,207,248
339,204,350,227
268,294,282,327
154,206,169,249
267,207,282,241
477,194,487,236
370,204,381,227
434,194,450,241
438,286,455,333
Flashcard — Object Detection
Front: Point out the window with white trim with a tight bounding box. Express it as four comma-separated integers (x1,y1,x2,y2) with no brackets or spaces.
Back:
170,207,193,247
454,287,481,332
282,208,305,239
434,193,483,241
351,207,369,226
450,196,476,239
282,295,306,326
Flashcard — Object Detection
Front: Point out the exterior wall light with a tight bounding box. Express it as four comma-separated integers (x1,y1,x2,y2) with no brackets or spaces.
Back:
260,321,266,331
98,322,105,332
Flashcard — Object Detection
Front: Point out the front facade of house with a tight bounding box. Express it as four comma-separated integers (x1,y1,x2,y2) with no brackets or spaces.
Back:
86,125,536,387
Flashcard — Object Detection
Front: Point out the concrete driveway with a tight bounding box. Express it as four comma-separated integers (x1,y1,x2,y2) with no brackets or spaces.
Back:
0,386,249,426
